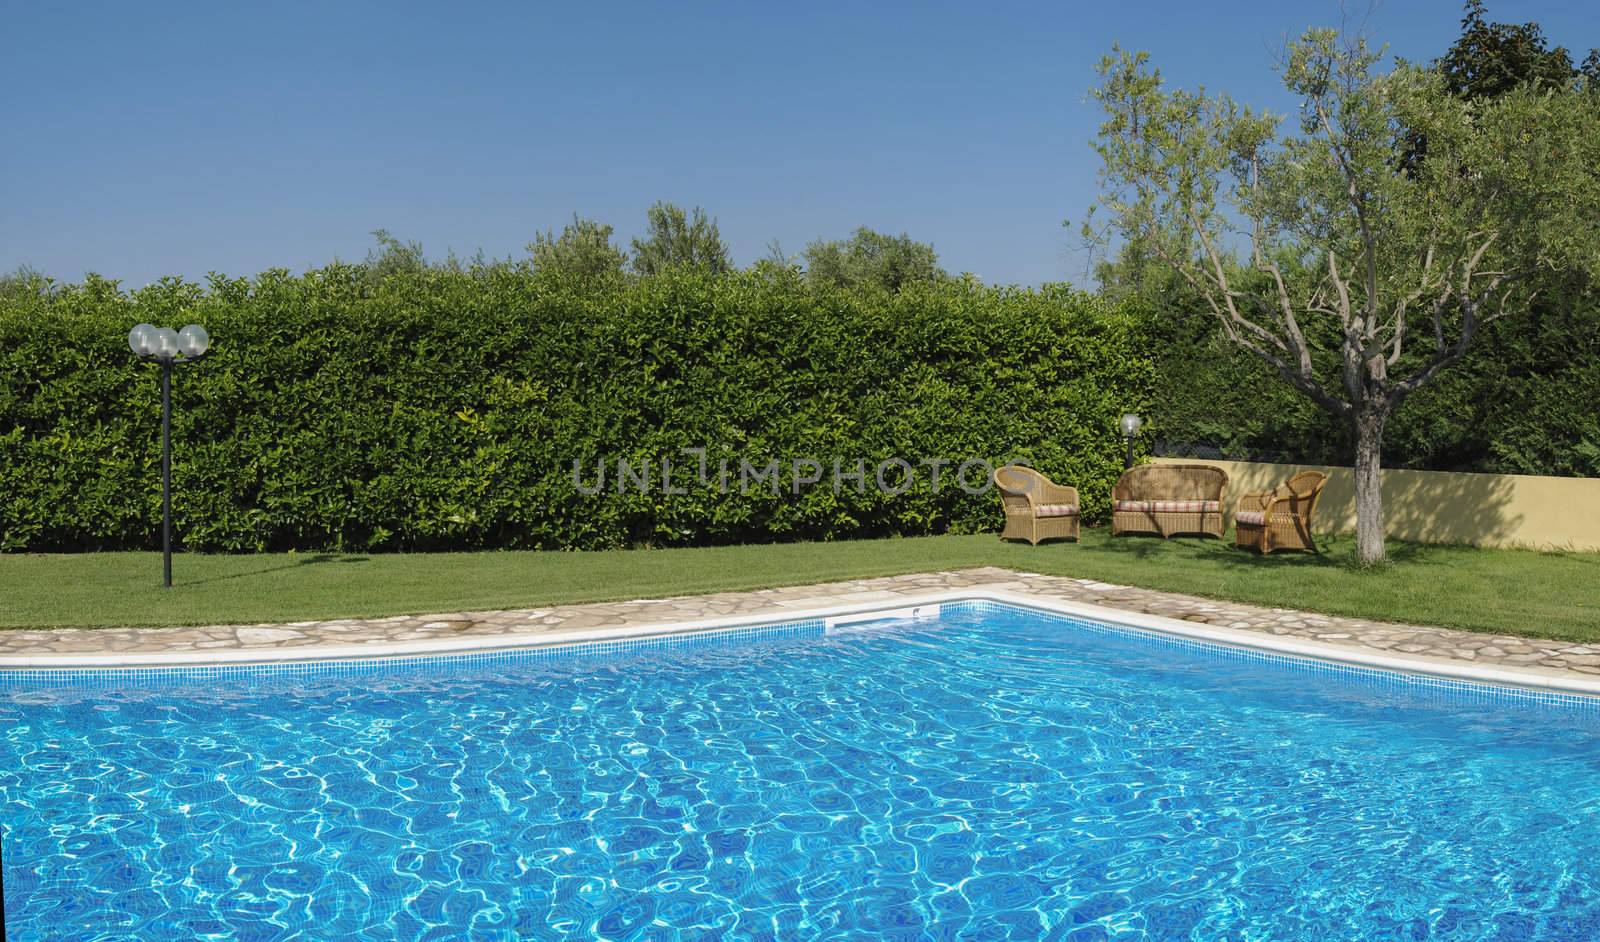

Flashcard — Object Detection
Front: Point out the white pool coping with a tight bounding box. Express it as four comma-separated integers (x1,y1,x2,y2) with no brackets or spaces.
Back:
4,586,1600,700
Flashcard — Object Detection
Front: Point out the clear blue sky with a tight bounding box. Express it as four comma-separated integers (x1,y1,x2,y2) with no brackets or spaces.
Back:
2,1,1590,287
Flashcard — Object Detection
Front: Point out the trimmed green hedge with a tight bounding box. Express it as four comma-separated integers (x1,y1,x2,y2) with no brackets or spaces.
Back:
0,267,1153,551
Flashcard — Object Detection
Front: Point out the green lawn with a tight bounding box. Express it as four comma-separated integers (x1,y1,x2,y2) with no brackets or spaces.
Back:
4,529,1599,641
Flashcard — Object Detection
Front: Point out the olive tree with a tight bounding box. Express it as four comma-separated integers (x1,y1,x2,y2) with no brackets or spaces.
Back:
529,214,628,282
1086,28,1600,562
803,227,947,291
630,202,732,276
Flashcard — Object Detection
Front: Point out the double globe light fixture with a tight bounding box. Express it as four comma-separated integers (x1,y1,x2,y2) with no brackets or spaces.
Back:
128,322,211,587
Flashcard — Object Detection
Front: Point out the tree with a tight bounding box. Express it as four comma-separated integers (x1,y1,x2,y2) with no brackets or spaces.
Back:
761,239,797,268
1436,0,1593,100
529,214,627,282
1398,1,1597,173
802,227,946,291
364,229,428,281
630,202,732,276
1086,29,1600,562
0,264,49,302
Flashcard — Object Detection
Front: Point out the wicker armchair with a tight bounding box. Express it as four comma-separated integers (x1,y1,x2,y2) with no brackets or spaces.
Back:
1234,470,1328,554
1111,463,1228,539
993,466,1080,545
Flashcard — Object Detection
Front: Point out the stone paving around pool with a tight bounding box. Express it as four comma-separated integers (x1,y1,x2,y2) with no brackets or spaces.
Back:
3,567,1599,680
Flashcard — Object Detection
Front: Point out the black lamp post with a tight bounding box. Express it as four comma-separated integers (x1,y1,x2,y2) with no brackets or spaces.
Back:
128,322,210,588
1120,412,1144,470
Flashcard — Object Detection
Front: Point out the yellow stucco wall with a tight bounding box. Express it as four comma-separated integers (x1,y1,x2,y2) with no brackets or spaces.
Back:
1152,457,1600,552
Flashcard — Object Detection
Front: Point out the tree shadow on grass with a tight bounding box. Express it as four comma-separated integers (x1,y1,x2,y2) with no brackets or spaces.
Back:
180,554,371,588
1081,530,1433,573
1540,550,1600,566
1078,532,1198,563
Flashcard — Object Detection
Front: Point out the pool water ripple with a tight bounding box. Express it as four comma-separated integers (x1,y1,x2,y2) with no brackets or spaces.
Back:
2,605,1599,940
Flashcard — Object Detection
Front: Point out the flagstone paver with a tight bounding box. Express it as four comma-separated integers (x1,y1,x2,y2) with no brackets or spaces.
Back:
3,567,1598,680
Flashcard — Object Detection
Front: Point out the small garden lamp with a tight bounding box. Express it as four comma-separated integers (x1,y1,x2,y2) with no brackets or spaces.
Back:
128,322,211,587
1119,413,1143,469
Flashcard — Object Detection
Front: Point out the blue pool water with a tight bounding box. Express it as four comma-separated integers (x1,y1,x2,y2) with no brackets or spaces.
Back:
2,602,1599,941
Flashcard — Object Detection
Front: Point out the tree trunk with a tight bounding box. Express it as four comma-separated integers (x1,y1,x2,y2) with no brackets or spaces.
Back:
1353,408,1387,564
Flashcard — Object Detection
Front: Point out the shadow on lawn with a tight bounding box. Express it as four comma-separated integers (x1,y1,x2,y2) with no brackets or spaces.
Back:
1081,530,1431,572
180,554,371,587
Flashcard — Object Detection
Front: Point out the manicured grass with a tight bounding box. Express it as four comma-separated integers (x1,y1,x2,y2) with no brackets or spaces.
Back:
4,529,1598,641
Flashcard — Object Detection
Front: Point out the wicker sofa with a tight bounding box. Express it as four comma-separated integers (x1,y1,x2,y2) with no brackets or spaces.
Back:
993,466,1080,545
1234,470,1328,554
1111,463,1228,539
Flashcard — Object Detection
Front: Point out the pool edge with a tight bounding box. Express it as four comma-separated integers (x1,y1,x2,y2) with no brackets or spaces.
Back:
4,586,1599,700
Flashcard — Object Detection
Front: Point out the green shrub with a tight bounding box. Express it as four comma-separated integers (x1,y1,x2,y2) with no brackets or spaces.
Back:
0,267,1153,551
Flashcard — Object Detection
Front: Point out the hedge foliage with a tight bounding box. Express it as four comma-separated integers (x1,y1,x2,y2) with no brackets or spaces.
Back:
0,267,1153,552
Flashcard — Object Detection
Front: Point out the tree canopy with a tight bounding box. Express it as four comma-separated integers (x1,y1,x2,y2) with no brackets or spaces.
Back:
802,227,947,291
630,202,732,276
528,214,628,282
363,229,429,281
1435,0,1598,100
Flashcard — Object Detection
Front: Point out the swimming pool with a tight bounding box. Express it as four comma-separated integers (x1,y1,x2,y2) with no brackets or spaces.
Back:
2,600,1597,940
